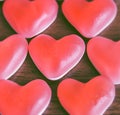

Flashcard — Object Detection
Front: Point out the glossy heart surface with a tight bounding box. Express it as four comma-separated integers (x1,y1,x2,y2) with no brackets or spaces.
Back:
29,34,85,80
62,0,117,38
57,76,115,115
0,79,51,115
87,36,120,84
3,0,58,38
0,34,28,79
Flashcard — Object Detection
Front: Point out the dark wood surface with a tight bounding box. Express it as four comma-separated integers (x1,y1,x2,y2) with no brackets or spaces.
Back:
0,0,120,115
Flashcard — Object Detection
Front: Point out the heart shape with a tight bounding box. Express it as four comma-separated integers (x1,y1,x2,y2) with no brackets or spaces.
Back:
0,34,28,79
29,34,85,80
0,79,51,115
87,36,120,84
62,0,117,38
2,0,58,38
57,76,115,115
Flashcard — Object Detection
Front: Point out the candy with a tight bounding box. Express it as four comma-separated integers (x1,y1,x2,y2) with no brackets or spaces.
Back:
0,79,51,115
2,0,58,38
87,36,120,84
57,76,115,115
29,34,85,80
0,34,28,79
62,0,117,38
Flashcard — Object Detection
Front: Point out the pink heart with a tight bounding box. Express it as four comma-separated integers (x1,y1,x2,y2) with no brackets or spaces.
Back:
0,34,28,79
2,0,58,38
29,34,85,80
62,0,117,38
57,76,115,115
0,79,51,115
87,36,120,84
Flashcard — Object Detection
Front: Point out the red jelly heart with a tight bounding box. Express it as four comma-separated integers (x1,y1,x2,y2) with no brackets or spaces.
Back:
2,0,58,38
62,0,117,38
29,34,85,80
0,34,28,79
57,76,115,115
87,36,120,84
0,79,51,115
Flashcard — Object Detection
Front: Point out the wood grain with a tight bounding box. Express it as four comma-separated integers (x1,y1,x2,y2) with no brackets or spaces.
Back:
0,0,120,115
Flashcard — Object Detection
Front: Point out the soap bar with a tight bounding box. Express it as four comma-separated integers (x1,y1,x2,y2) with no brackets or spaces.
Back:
2,0,58,38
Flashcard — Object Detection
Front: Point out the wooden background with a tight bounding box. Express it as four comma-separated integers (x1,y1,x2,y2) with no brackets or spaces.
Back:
0,0,120,115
